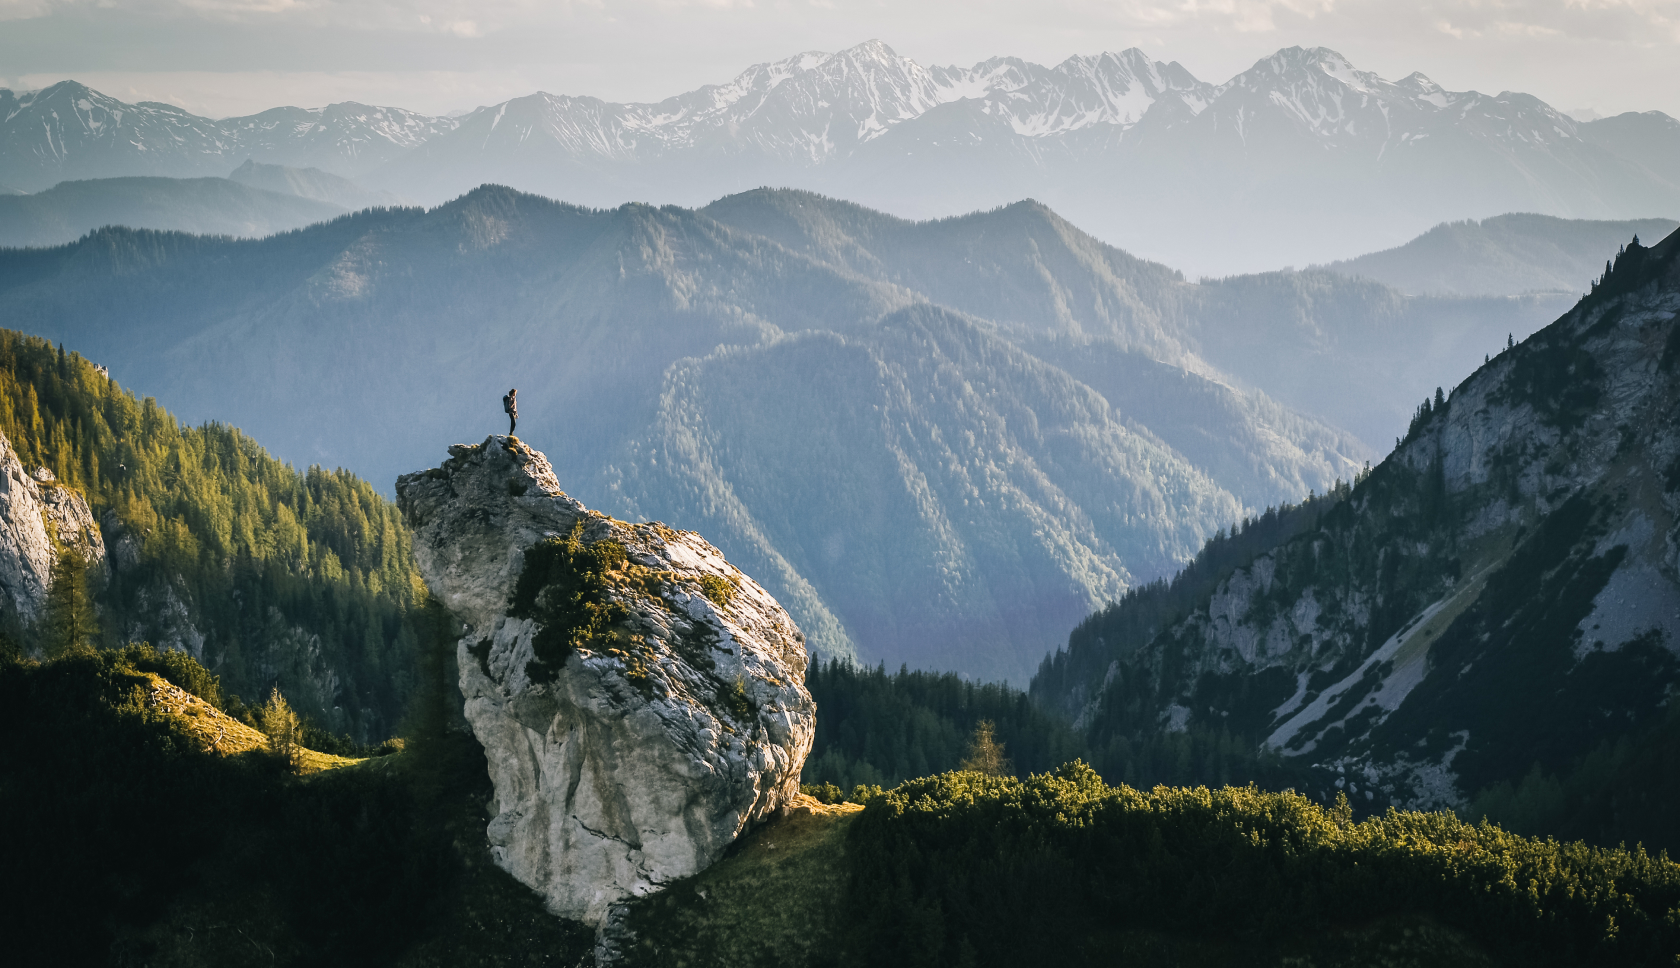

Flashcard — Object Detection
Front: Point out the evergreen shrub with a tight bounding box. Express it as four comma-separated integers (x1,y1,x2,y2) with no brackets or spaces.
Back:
510,520,628,681
844,764,1680,967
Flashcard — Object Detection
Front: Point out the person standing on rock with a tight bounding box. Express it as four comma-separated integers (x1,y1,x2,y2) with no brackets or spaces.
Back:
503,389,518,436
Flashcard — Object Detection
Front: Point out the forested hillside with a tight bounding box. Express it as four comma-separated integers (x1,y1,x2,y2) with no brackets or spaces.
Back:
1031,483,1351,718
805,651,1307,798
801,659,1086,790
1031,227,1680,853
0,331,422,739
626,766,1680,967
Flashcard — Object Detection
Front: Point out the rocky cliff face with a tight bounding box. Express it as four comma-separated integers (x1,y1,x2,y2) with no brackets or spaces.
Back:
1061,228,1680,811
397,436,815,925
0,431,104,623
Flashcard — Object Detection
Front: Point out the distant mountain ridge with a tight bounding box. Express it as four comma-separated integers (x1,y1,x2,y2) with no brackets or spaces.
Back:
0,83,456,187
0,175,350,248
1323,214,1680,296
4,42,1677,273
227,160,405,211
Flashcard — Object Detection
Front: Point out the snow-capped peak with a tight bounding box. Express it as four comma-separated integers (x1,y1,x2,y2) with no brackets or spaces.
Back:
0,44,1615,191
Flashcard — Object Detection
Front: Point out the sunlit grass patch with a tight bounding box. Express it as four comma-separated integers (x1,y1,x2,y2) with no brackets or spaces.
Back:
136,671,364,774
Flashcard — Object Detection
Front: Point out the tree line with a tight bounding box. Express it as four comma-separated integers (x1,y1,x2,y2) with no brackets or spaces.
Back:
0,329,423,741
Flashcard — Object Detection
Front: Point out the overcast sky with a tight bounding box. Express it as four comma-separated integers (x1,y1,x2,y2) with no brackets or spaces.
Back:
2,0,1677,120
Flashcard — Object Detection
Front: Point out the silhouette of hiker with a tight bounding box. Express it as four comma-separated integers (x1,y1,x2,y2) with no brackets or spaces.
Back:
503,389,518,436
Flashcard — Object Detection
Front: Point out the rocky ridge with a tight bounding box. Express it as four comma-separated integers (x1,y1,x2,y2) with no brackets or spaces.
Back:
396,436,815,926
0,81,457,188
1056,227,1680,811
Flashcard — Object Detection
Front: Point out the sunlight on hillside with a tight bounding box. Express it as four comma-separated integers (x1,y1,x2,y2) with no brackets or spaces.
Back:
137,672,364,774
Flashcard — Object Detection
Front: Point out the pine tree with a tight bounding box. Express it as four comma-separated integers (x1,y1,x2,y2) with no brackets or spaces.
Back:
43,549,99,657
260,686,301,766
960,719,1012,777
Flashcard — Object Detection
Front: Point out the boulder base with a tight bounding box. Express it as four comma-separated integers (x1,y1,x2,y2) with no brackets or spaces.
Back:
397,436,815,925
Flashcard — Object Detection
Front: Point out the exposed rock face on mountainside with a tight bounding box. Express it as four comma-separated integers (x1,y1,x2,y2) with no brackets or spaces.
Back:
397,436,814,925
0,431,103,622
1045,227,1680,813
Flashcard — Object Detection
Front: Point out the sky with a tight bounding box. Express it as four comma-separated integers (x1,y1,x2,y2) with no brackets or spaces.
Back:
1,0,1677,120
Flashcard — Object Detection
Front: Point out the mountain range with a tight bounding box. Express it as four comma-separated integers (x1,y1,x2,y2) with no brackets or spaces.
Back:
0,184,1610,682
4,42,1677,275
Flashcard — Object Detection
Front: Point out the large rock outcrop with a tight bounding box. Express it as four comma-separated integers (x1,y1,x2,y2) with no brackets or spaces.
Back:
0,430,104,623
396,436,816,925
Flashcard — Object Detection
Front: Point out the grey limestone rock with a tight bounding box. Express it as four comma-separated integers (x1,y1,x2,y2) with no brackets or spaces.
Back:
0,430,104,623
396,435,815,926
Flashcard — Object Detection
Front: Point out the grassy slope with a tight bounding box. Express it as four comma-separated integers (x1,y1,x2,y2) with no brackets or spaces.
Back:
620,766,1679,968
620,796,865,968
134,670,363,773
621,784,1504,968
0,644,595,966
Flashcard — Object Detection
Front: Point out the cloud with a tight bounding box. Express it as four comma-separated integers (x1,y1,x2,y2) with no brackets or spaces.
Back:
1108,1,1340,32
176,0,306,12
0,0,63,20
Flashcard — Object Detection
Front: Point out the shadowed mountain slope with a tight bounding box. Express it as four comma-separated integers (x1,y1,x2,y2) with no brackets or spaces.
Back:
1034,226,1680,850
700,191,1190,354
704,190,1580,452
